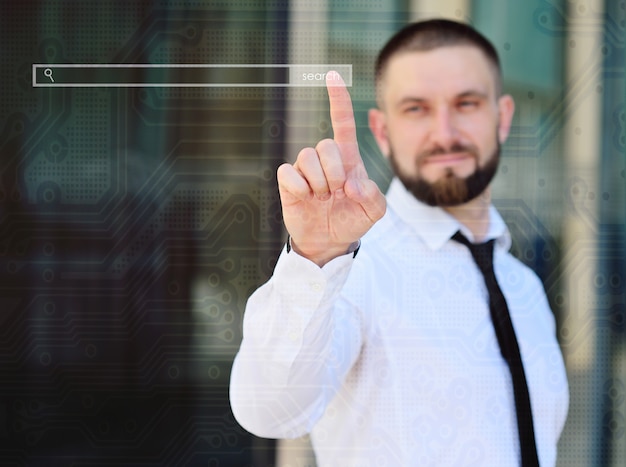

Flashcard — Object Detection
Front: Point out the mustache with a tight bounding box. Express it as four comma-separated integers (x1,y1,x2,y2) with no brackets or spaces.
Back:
418,143,479,159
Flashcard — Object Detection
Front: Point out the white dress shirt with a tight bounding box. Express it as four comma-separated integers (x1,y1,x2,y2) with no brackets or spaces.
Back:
230,178,569,466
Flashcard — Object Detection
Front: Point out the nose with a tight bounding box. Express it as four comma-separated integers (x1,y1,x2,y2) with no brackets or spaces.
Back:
429,108,458,150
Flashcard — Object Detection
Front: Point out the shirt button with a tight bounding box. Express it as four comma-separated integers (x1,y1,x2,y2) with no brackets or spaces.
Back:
288,331,299,341
310,282,322,292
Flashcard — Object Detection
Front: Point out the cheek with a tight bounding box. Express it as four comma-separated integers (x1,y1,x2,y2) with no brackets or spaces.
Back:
460,114,499,146
387,134,418,171
387,120,426,150
473,128,500,163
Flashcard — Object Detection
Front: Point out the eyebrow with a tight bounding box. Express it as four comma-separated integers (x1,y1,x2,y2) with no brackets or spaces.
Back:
456,90,489,100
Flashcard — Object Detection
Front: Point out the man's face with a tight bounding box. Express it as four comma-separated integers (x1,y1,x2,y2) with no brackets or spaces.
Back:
369,46,515,206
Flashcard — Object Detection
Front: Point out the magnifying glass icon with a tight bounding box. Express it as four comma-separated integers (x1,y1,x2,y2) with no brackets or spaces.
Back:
44,68,54,83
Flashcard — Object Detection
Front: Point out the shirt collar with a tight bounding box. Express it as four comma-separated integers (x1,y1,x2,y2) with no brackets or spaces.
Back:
385,177,511,251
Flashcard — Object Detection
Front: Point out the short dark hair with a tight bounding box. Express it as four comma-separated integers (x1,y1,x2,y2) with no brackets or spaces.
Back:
374,19,503,103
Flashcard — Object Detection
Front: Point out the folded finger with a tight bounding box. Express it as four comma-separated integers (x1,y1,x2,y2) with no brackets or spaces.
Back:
316,139,347,194
277,163,312,202
293,147,331,200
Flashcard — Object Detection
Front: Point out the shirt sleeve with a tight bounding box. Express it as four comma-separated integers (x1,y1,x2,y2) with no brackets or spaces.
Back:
229,244,363,439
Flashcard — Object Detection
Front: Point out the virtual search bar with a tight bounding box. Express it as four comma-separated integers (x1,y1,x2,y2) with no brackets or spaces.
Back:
32,64,352,87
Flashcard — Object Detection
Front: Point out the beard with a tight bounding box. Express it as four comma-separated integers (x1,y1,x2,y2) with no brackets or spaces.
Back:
388,140,500,207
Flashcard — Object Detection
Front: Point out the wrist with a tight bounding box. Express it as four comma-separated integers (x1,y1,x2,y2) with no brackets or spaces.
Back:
287,236,360,267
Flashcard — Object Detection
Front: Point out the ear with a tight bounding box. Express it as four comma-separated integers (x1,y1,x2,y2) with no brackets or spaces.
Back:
497,94,515,144
368,108,391,158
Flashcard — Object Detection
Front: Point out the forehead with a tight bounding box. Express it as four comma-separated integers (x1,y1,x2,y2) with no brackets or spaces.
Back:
380,46,498,104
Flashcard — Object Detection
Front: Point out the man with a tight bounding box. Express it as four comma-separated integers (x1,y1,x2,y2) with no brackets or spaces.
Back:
230,19,569,466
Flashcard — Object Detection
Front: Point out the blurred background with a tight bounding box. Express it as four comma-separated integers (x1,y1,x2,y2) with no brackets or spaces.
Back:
0,0,623,466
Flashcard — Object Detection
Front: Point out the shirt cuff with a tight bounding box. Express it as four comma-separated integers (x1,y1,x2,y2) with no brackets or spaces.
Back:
286,235,361,259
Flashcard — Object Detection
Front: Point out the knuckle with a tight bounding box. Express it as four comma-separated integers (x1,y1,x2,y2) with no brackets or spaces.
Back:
277,162,292,175
296,147,319,165
276,162,296,180
315,138,337,154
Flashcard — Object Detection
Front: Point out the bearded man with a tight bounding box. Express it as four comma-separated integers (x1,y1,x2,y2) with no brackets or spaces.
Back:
230,19,569,467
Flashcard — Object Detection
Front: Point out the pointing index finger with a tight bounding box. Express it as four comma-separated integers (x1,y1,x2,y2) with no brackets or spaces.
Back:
326,71,364,175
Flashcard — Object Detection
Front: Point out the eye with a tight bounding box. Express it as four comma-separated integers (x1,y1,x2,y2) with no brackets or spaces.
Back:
403,104,426,114
457,99,480,110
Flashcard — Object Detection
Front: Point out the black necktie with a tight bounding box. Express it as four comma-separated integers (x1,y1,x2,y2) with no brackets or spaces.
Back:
452,231,539,467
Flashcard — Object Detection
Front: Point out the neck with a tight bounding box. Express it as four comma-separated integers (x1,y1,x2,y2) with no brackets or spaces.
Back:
443,188,492,242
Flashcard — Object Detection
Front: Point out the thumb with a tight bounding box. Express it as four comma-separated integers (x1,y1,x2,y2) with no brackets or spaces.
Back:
345,178,387,222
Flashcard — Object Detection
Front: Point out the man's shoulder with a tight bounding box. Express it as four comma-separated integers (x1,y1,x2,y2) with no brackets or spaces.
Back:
498,246,548,293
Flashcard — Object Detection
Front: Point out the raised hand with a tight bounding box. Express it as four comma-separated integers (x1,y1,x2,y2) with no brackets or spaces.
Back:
277,72,386,267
